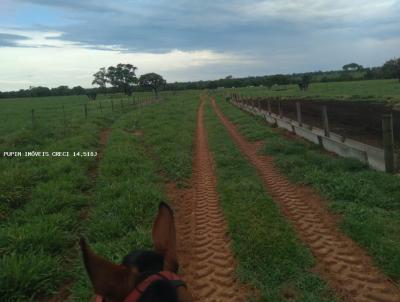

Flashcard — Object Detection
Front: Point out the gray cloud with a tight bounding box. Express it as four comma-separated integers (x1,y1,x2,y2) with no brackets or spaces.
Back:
1,0,399,91
9,0,400,55
0,33,28,47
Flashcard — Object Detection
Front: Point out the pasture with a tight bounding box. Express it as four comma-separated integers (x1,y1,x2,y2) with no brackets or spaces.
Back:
1,82,400,302
229,79,400,103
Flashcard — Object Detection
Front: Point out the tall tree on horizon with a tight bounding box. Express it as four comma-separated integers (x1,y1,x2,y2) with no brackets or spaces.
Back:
106,64,138,95
138,73,166,96
382,58,400,82
92,67,108,94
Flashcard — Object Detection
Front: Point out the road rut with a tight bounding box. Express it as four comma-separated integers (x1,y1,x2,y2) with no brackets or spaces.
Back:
212,98,400,302
169,97,246,302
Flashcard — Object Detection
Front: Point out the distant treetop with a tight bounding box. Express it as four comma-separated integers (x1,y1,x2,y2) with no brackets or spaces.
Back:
342,63,364,71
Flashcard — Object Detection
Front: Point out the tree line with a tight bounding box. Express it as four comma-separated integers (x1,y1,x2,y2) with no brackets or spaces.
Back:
91,64,166,98
0,58,398,99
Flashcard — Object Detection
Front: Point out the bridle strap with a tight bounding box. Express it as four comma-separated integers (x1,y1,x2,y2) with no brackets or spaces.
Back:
124,271,184,302
93,271,185,302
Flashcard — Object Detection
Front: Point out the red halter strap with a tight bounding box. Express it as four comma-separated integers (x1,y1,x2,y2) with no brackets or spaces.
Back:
92,271,184,302
124,271,183,302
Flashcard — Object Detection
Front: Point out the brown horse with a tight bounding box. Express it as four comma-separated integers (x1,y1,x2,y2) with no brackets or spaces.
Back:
80,202,193,302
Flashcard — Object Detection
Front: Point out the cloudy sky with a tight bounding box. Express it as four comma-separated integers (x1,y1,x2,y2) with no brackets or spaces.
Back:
0,0,399,91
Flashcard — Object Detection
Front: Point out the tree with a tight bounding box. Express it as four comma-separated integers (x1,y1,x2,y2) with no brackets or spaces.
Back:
92,67,107,94
30,86,51,97
106,64,138,95
342,63,363,71
51,86,70,96
71,86,86,95
381,58,400,81
138,73,166,96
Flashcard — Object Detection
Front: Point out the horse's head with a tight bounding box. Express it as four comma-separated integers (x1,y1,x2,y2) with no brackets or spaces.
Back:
80,202,192,302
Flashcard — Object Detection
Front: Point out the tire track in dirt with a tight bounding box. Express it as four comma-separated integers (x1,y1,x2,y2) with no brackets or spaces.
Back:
168,97,247,302
211,98,400,302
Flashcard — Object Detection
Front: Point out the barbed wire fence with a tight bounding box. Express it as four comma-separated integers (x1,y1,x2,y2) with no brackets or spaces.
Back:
25,96,158,130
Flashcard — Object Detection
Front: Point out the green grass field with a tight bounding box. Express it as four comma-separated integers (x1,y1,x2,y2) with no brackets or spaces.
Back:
226,79,400,104
0,93,156,301
204,101,338,301
1,82,400,301
213,95,400,285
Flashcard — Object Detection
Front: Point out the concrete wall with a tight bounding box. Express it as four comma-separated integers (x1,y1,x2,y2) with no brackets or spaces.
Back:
231,100,387,172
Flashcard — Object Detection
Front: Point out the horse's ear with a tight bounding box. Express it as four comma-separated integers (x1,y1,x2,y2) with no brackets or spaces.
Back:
80,238,138,301
152,202,178,272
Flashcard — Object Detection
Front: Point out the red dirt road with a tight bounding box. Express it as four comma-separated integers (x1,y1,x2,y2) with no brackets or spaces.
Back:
211,98,400,302
169,97,246,302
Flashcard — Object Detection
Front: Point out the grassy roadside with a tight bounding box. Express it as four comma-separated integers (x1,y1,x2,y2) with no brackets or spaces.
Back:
127,90,199,184
213,96,400,285
70,91,199,300
71,103,165,301
204,101,339,302
0,119,106,301
0,96,147,301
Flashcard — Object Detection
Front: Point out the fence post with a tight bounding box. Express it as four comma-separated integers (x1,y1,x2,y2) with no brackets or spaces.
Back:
278,99,282,118
382,114,395,173
258,98,261,112
296,102,302,126
31,109,35,128
84,104,88,118
267,100,271,114
322,105,330,137
99,101,103,113
111,100,114,111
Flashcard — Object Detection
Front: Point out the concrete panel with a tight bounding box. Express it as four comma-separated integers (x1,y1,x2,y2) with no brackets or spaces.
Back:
277,119,294,132
294,126,321,145
344,138,382,153
265,115,277,124
232,102,387,172
365,148,385,172
311,128,324,136
321,137,368,164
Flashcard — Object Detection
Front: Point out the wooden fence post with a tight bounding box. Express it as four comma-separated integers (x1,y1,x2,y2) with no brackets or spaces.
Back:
258,98,261,111
267,100,271,114
382,114,395,173
296,102,302,126
99,101,103,113
111,100,114,111
322,105,330,137
84,104,88,118
278,99,282,118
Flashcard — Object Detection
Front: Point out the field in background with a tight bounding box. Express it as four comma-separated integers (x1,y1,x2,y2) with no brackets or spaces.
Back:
0,92,156,137
227,79,400,104
212,92,400,283
0,91,156,301
1,81,400,301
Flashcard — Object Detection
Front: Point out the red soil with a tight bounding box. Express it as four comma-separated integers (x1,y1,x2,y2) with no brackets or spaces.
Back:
167,97,247,302
211,98,400,302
